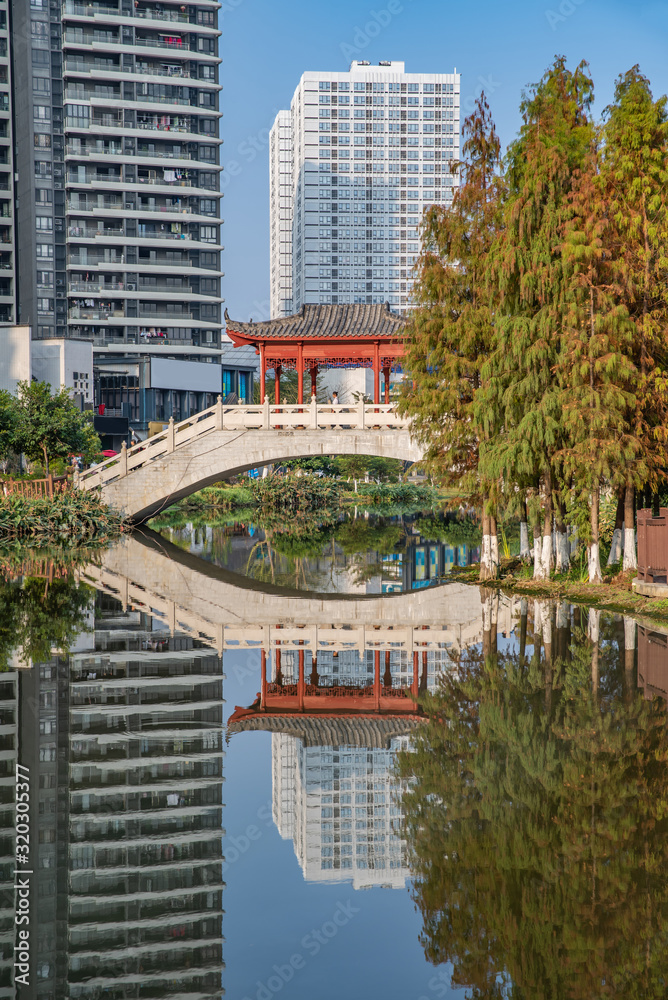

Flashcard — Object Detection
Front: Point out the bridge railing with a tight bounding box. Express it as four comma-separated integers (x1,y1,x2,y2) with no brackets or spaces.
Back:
78,398,410,491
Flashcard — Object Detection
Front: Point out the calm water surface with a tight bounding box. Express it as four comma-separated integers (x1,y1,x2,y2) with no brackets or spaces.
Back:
2,528,667,999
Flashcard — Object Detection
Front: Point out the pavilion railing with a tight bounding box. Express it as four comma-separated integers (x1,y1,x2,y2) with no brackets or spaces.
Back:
77,398,411,492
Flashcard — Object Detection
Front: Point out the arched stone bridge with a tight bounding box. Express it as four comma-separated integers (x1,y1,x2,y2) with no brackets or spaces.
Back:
78,399,423,522
80,531,520,657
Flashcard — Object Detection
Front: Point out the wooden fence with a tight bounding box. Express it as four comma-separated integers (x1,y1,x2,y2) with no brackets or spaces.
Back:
1,474,71,500
636,507,668,584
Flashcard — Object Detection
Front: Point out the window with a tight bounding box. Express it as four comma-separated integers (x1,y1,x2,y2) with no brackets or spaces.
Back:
31,48,49,66
200,225,217,242
197,9,215,24
33,105,51,122
35,189,52,204
35,160,52,176
36,216,53,231
37,270,54,286
31,20,48,38
33,76,50,95
34,133,51,149
36,243,53,258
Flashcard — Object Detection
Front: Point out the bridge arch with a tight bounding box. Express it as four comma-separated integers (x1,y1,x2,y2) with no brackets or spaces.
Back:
87,427,421,523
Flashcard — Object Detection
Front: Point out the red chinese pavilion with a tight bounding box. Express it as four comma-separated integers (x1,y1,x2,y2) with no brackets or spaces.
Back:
224,303,406,404
227,648,429,730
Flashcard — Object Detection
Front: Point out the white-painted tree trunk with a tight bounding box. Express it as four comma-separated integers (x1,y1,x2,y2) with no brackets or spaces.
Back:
607,527,623,566
623,527,637,570
539,601,552,647
588,542,602,583
481,591,493,632
490,533,499,578
624,615,636,652
519,520,531,562
534,533,552,580
556,600,569,630
555,531,570,573
480,532,492,577
533,534,542,578
533,599,543,639
588,607,600,643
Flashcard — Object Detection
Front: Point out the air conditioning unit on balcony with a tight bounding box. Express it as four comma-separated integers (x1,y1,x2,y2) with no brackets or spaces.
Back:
125,203,134,210
126,282,136,291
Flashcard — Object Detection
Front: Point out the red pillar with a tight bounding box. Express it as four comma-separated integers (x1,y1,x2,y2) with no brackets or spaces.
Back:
260,343,266,403
383,366,390,404
310,654,319,687
373,342,380,404
374,650,381,709
261,648,267,708
421,651,428,692
275,648,282,685
310,365,318,399
274,364,281,405
384,650,392,688
297,343,304,404
298,649,305,711
412,650,419,698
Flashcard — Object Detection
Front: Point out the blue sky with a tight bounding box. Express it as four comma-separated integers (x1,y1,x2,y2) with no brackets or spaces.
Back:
220,0,668,321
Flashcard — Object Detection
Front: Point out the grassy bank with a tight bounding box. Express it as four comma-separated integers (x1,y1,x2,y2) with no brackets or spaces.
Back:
452,559,668,627
0,491,127,543
169,477,439,517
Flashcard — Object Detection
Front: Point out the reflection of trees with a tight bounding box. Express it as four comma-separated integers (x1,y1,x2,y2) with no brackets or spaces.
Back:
0,575,93,668
398,603,668,998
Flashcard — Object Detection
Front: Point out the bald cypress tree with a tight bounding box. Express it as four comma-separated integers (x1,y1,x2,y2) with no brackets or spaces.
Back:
602,67,668,570
400,94,505,579
559,139,640,582
479,58,594,579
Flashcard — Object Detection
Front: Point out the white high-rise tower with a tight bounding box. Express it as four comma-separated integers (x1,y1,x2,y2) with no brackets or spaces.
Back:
269,61,460,319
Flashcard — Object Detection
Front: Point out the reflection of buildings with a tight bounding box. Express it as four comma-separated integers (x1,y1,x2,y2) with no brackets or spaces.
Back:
25,591,224,999
399,538,480,593
230,646,442,889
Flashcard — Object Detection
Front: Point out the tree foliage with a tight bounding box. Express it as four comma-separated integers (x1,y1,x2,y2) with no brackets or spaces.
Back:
402,59,668,582
397,608,668,997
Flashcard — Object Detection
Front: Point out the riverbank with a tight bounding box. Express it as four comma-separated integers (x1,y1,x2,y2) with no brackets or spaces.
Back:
0,491,127,544
165,478,439,517
452,560,668,627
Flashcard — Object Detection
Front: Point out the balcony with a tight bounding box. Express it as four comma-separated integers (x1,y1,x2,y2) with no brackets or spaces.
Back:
134,35,189,52
63,2,122,16
66,143,197,162
69,225,124,238
63,29,119,45
135,7,190,24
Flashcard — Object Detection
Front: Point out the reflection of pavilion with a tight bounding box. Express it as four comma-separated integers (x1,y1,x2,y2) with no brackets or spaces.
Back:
229,646,442,889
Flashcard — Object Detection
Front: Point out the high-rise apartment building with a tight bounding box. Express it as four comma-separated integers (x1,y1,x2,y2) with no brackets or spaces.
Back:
0,0,15,325
10,0,224,348
269,109,292,319
270,60,460,319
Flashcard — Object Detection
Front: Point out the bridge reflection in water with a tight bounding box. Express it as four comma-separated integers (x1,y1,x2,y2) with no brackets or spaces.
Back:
9,531,668,995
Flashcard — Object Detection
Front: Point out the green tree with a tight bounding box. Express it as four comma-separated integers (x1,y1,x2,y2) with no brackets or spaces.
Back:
559,139,640,581
0,390,19,470
0,575,93,670
400,93,505,579
398,608,668,997
14,380,101,474
480,58,595,579
602,66,668,570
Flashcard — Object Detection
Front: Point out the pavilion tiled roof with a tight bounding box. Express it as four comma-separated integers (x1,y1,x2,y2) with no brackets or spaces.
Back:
224,302,405,341
227,713,421,748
